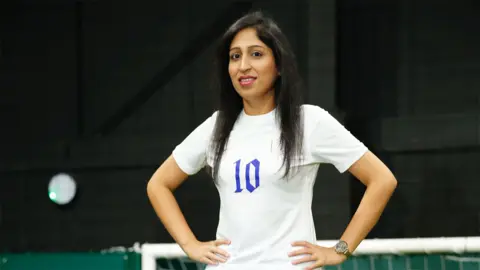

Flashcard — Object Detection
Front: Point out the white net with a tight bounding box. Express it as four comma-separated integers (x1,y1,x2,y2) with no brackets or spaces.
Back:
142,237,480,270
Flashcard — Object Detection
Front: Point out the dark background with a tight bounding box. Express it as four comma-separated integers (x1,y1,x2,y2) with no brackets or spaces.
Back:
0,0,479,252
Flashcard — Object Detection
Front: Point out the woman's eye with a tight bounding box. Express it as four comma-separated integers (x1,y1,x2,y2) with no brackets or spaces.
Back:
230,53,240,60
252,51,262,57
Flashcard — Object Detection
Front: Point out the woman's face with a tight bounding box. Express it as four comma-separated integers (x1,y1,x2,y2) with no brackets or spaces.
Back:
228,28,278,101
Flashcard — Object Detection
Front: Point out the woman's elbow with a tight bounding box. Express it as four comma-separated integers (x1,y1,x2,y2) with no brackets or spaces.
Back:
146,177,156,193
380,173,398,194
146,177,159,200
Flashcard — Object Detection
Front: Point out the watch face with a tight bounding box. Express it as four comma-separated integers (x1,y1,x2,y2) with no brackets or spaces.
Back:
335,241,348,253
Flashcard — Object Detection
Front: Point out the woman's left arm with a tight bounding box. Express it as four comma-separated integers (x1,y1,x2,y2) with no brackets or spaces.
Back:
290,107,397,269
289,151,397,269
339,150,398,253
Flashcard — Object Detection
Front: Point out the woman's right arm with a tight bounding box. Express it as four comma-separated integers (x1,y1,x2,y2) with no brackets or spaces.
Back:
146,155,230,265
147,155,196,247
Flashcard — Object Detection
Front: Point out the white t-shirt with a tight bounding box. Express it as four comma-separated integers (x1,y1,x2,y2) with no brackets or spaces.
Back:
172,104,368,270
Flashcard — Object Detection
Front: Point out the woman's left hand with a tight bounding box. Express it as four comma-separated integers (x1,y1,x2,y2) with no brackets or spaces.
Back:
288,241,347,269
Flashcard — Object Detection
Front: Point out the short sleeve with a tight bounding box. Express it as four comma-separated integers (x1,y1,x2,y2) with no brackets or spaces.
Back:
308,106,368,173
172,111,218,175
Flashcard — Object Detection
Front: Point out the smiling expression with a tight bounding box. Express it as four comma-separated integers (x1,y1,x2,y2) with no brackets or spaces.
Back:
228,28,278,101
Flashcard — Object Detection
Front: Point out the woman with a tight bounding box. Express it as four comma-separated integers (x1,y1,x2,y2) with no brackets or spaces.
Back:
147,11,397,270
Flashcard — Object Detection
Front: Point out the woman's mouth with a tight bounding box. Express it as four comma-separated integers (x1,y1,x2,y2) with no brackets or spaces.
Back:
239,76,257,86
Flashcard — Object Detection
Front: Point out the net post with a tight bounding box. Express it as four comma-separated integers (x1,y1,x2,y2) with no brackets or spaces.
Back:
141,243,161,270
141,254,156,270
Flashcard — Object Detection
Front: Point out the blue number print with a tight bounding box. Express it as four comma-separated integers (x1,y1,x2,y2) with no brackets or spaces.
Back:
234,159,243,193
234,159,261,193
245,159,260,192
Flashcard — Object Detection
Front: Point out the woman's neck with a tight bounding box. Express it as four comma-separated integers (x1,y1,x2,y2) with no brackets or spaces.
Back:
242,91,276,115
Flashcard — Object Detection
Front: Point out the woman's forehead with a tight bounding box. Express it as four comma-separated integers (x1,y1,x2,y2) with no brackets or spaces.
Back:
230,28,267,49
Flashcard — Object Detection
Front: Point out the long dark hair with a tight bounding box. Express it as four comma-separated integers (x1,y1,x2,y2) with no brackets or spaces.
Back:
210,11,304,181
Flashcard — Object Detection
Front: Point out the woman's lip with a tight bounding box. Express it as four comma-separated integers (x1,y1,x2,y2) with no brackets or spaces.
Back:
239,77,256,86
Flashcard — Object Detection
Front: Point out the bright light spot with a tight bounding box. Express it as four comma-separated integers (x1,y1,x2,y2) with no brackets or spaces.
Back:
48,173,77,205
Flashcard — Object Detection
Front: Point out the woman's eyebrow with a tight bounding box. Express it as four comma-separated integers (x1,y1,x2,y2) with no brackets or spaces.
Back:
229,45,265,51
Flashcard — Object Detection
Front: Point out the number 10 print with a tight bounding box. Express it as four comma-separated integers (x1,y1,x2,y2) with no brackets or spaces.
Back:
234,159,260,193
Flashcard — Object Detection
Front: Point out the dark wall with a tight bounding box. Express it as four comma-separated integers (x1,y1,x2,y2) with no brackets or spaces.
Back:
0,2,78,144
338,0,480,238
383,0,480,235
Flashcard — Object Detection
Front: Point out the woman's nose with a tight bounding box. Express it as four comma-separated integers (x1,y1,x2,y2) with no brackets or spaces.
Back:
239,57,251,71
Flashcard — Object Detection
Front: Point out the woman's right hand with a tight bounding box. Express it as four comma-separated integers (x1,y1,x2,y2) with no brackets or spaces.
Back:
182,239,231,265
